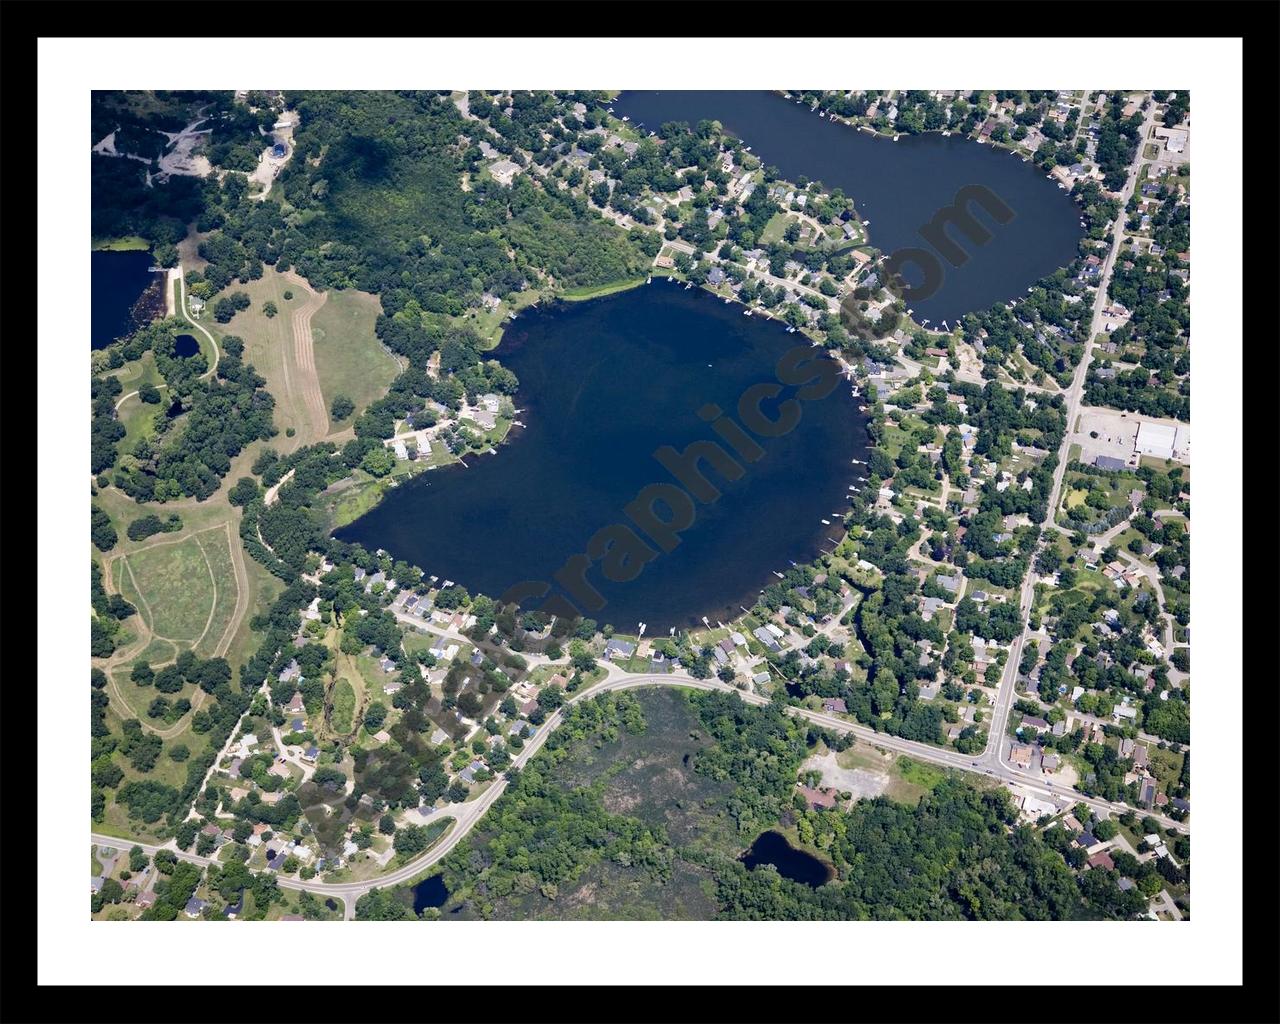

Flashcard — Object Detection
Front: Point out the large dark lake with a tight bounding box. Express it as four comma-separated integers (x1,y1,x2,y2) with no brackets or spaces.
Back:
336,283,867,632
92,249,154,349
613,91,1084,325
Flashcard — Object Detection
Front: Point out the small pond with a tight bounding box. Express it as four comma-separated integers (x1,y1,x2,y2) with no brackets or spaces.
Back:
740,830,834,887
174,333,200,357
412,873,450,914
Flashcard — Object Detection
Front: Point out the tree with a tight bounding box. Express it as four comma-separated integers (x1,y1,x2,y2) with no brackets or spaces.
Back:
393,824,430,857
139,383,163,404
378,813,397,835
90,506,117,551
330,394,355,421
360,446,395,477
1093,818,1118,841
228,477,260,506
263,301,279,318
364,701,387,732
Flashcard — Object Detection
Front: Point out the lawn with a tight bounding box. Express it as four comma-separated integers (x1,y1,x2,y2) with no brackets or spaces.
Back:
330,677,358,735
208,267,327,450
307,287,399,422
93,236,150,251
561,277,646,302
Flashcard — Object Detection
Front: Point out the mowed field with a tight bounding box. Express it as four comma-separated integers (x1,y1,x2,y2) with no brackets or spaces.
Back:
307,288,399,422
209,266,396,451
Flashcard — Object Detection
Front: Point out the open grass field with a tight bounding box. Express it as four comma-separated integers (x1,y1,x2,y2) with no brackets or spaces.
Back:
210,267,330,450
118,527,237,649
329,677,358,735
307,287,399,422
560,277,646,302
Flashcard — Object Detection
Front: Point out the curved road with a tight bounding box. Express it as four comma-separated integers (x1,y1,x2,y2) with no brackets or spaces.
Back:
97,668,1188,918
112,269,220,414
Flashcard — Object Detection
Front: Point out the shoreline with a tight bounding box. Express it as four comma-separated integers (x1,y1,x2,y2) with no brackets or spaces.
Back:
92,235,151,252
333,279,873,635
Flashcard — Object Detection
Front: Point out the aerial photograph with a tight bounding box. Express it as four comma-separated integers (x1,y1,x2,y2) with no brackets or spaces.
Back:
87,87,1193,924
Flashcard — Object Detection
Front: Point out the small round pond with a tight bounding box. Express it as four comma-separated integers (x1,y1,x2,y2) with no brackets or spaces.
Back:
174,333,201,357
412,874,450,914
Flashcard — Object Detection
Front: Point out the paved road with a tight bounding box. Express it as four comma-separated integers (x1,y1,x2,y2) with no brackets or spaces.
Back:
981,96,1160,781
109,666,1186,917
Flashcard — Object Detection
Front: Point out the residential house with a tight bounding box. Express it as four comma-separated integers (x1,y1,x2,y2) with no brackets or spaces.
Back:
603,638,636,662
821,697,848,714
223,891,244,919
797,785,838,810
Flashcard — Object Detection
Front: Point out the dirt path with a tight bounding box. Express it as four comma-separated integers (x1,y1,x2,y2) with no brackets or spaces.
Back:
291,286,330,439
213,521,251,659
96,522,250,739
113,269,220,414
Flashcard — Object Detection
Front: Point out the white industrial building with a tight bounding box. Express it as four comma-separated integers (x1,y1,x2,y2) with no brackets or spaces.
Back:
1134,420,1190,462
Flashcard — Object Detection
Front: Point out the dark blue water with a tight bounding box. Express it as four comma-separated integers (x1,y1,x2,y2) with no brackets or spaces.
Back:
92,249,154,349
613,91,1084,325
741,830,834,887
175,334,200,357
336,284,868,632
412,874,450,914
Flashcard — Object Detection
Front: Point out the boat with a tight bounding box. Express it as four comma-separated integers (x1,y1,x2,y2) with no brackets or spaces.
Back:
786,326,796,333
684,282,692,289
821,519,831,525
744,309,753,316
646,275,652,283
773,571,785,579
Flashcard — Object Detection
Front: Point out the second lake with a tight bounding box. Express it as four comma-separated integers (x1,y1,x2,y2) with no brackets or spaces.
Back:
613,90,1085,326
